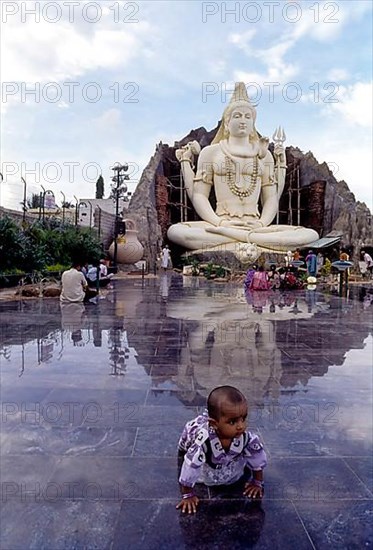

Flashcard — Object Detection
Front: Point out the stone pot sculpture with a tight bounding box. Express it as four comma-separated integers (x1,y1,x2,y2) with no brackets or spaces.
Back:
109,219,144,264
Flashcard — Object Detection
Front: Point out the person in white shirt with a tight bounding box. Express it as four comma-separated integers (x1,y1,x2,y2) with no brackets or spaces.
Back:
87,261,113,288
361,250,373,278
60,263,88,303
99,259,108,277
161,245,171,270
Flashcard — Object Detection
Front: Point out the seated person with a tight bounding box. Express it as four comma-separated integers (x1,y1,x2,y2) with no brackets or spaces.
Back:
267,265,281,289
81,262,89,279
244,264,257,289
99,258,112,277
293,249,301,261
250,266,271,291
60,262,97,303
87,262,113,288
280,269,303,290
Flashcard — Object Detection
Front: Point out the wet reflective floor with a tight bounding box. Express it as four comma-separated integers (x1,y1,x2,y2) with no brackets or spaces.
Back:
1,274,372,549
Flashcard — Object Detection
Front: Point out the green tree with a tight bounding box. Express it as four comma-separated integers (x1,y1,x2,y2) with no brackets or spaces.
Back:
26,193,42,209
0,216,103,274
96,175,105,199
0,217,27,271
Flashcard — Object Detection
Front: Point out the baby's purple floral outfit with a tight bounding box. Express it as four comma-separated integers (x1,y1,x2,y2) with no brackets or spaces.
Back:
178,410,267,487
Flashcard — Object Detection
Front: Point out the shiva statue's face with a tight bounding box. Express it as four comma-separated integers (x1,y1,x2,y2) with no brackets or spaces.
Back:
227,106,255,138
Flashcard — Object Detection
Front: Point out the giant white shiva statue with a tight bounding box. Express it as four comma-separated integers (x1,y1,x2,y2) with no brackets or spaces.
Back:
167,82,318,262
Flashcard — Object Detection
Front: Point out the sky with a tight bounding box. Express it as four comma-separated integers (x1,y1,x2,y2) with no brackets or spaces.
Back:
0,0,372,211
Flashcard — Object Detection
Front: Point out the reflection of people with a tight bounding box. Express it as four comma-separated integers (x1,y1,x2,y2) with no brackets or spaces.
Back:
60,302,86,334
159,272,169,300
161,245,171,270
60,262,88,303
176,386,267,514
71,329,83,346
168,82,318,260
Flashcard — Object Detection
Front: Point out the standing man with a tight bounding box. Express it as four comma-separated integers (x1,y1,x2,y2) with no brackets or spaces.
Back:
305,250,317,277
60,261,89,303
161,244,171,271
361,250,373,278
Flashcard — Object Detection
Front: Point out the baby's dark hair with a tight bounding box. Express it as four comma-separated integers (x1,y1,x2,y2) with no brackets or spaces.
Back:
207,385,246,420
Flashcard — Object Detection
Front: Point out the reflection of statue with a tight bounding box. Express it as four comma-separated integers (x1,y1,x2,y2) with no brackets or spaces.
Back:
166,296,283,406
168,83,318,261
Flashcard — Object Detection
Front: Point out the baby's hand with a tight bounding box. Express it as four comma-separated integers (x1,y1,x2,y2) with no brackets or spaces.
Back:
176,495,199,514
243,481,263,500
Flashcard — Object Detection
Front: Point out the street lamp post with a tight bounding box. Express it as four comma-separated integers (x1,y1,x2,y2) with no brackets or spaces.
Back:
74,195,79,225
95,205,102,237
87,200,93,228
21,177,27,224
111,163,129,268
60,191,66,224
41,185,46,221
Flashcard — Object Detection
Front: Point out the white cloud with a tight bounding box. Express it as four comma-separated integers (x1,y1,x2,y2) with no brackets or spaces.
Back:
1,0,371,214
327,68,349,82
57,101,69,109
294,122,373,209
228,29,257,49
326,82,373,128
1,20,154,83
299,81,372,131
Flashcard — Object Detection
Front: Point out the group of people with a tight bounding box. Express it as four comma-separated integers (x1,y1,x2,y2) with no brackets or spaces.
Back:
244,264,303,292
60,259,113,304
82,259,114,288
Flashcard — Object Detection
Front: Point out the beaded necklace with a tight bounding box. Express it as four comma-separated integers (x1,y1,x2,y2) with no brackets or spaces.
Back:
225,154,259,199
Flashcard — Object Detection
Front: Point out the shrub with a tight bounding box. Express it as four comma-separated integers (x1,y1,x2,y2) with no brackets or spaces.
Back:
0,216,102,273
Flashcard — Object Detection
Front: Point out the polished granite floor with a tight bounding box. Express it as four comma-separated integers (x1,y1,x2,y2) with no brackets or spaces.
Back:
0,274,372,549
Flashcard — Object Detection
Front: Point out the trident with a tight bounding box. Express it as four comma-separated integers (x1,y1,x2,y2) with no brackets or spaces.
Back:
272,126,286,224
272,126,286,145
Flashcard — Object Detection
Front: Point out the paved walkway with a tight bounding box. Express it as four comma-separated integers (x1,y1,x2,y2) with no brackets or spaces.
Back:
1,274,372,549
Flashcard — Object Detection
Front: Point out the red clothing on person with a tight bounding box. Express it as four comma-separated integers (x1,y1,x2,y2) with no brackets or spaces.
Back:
250,270,271,291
